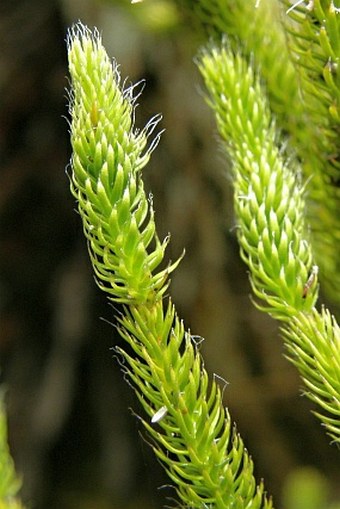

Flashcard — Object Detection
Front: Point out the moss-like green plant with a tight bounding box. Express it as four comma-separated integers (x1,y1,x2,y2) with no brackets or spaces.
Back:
185,0,340,306
2,1,340,505
196,3,340,444
67,22,273,509
0,392,24,509
65,0,340,501
198,45,316,321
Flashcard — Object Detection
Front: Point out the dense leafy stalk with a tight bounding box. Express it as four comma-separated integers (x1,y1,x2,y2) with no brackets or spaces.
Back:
67,23,181,304
198,46,317,321
67,23,273,508
282,308,340,442
198,44,340,442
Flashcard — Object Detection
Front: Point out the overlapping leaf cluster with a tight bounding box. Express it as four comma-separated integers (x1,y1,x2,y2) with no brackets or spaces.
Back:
68,24,180,305
198,47,317,320
67,23,273,509
198,34,340,442
283,308,340,441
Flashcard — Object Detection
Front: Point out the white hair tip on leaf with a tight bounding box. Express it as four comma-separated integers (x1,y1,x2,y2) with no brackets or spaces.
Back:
286,0,314,15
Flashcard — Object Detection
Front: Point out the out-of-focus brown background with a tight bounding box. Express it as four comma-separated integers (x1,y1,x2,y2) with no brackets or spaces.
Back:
1,1,339,508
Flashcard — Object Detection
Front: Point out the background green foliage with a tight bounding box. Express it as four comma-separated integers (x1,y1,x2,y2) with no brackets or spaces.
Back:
0,393,23,509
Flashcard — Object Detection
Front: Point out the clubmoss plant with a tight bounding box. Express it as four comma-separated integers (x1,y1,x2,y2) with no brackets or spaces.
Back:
185,0,340,306
190,0,340,445
2,2,340,506
198,46,316,320
65,0,340,502
67,22,273,509
68,24,271,508
198,43,340,443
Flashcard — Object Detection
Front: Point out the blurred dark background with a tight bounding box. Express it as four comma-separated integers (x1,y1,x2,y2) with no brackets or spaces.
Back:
1,1,339,508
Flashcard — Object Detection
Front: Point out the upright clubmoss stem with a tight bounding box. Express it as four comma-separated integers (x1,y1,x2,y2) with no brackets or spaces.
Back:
199,43,340,443
198,46,317,321
67,22,274,508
